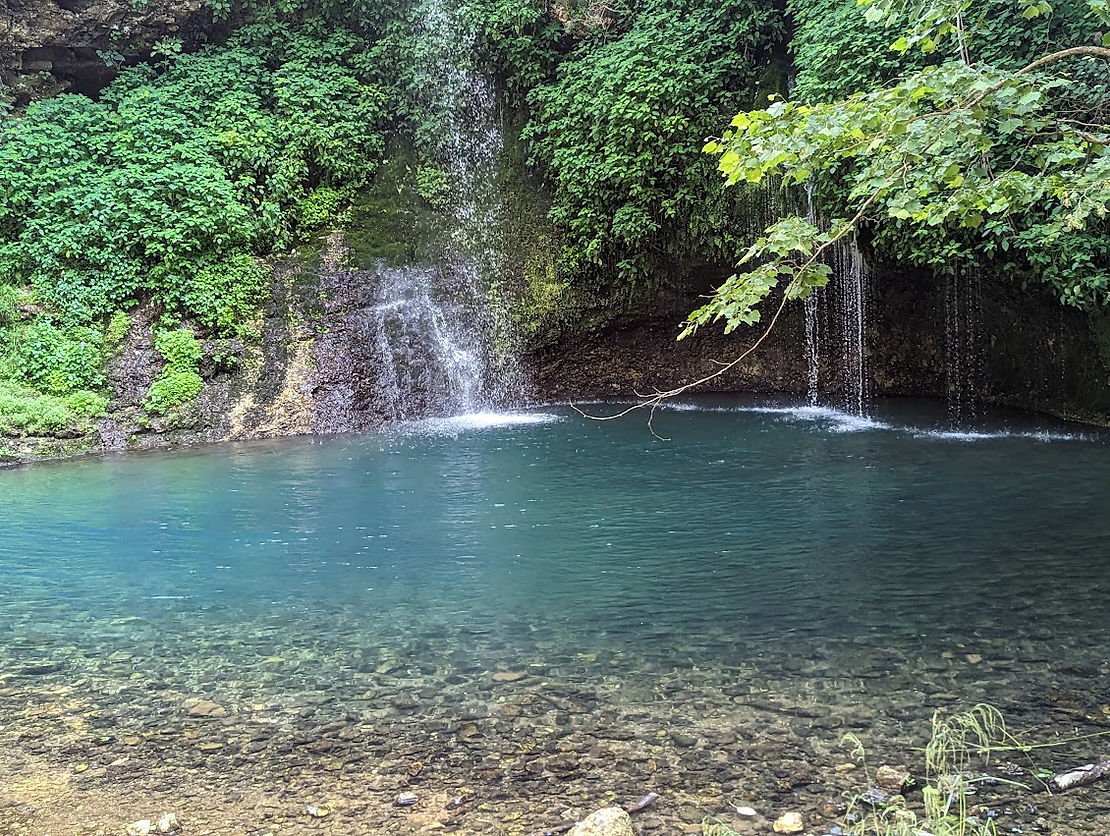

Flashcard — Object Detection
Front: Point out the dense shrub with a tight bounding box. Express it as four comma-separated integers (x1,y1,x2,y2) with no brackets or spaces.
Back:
783,0,1110,307
12,320,106,395
0,285,19,327
144,329,205,415
175,255,269,339
0,380,108,436
0,25,388,328
521,0,786,285
789,0,1103,102
295,187,349,232
144,369,205,415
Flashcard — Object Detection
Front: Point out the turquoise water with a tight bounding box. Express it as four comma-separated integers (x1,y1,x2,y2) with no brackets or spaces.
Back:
2,399,1109,833
4,400,1106,644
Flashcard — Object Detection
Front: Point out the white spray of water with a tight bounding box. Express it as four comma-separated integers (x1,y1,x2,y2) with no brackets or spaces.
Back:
370,0,522,421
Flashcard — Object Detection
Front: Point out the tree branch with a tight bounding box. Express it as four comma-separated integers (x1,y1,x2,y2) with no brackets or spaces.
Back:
572,188,885,424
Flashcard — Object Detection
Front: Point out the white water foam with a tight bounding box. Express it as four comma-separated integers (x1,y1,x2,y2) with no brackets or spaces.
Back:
400,412,563,436
579,400,1091,442
913,428,1088,443
733,404,891,433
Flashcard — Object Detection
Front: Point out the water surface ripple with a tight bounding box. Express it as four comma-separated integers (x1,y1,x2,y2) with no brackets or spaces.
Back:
1,399,1107,834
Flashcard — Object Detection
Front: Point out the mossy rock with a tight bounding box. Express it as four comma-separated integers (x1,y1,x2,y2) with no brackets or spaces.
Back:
343,151,444,269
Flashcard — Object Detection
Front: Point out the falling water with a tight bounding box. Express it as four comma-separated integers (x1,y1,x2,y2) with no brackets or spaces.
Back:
943,261,984,425
368,0,522,420
798,187,869,415
832,236,869,417
803,293,820,407
802,184,821,406
369,264,487,419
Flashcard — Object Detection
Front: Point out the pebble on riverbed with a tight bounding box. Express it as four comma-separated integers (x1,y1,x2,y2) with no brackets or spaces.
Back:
4,587,1109,836
567,807,634,836
773,811,804,834
184,699,227,718
875,765,912,791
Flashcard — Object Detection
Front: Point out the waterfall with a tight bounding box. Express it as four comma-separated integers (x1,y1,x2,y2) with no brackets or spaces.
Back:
803,293,820,407
943,261,983,425
369,264,487,419
802,184,821,406
799,187,869,416
367,0,521,421
832,236,869,417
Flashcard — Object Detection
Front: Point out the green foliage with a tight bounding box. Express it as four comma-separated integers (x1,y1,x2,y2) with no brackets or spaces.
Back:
154,328,203,370
467,0,566,105
174,254,268,339
0,380,108,437
0,309,120,437
0,23,388,328
105,311,132,351
145,328,204,415
151,37,183,62
295,186,349,233
0,4,399,438
144,369,205,415
790,0,1105,110
11,320,107,395
523,0,786,285
837,705,1030,836
413,165,453,208
0,285,19,327
703,706,1047,836
692,1,1110,335
207,0,232,22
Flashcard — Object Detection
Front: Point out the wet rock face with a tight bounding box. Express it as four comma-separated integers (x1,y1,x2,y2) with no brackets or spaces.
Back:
528,267,1110,424
308,260,396,435
1,0,208,102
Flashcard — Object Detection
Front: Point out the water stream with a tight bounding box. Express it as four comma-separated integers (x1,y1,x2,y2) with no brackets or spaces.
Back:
362,0,520,421
944,261,985,424
1,400,1107,833
801,187,869,416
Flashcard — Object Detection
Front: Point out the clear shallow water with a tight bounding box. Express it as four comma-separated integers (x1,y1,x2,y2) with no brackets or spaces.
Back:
4,399,1106,645
2,399,1109,832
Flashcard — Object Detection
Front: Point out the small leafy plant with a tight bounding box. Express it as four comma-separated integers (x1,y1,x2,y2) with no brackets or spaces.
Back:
144,328,204,415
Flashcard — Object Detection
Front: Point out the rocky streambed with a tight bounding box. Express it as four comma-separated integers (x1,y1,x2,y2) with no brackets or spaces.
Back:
3,604,1109,836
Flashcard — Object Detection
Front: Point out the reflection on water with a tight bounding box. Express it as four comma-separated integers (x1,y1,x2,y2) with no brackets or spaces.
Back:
1,398,1107,833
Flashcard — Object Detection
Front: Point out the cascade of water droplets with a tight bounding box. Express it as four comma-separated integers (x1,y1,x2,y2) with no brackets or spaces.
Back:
368,0,522,420
369,266,487,419
833,236,869,417
798,187,869,415
943,261,984,425
802,184,821,407
803,294,820,407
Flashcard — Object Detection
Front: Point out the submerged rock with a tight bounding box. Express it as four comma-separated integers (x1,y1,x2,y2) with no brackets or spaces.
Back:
185,699,227,718
19,661,64,675
772,811,804,834
568,807,634,836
